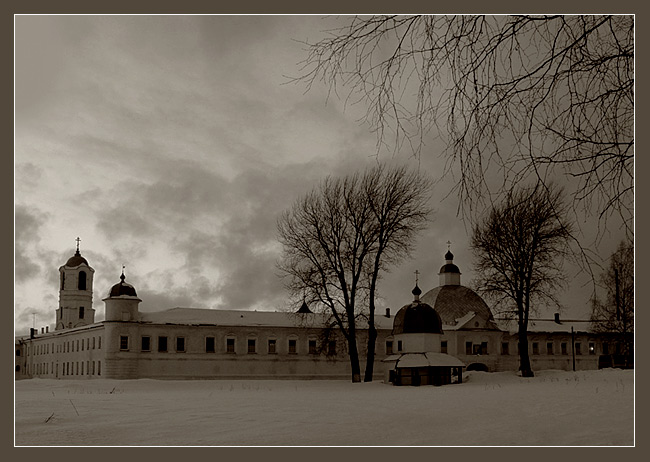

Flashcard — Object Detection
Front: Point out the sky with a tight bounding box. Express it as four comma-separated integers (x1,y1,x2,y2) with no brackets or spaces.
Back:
15,369,634,445
14,15,629,336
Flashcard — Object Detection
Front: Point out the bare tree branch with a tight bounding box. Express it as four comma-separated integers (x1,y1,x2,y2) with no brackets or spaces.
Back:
291,15,634,238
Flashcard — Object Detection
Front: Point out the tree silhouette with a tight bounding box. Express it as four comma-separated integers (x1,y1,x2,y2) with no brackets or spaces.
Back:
590,240,634,362
277,164,431,382
471,183,573,377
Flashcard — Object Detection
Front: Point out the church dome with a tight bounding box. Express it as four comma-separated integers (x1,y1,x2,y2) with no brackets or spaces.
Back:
392,299,444,335
439,263,460,274
420,285,494,325
108,273,138,297
65,250,88,267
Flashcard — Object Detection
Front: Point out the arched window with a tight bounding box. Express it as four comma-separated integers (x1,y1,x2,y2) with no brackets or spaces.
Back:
78,271,87,290
79,306,85,319
60,272,65,290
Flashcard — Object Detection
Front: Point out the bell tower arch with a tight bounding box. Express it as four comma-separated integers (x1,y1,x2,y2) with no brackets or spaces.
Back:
56,237,95,330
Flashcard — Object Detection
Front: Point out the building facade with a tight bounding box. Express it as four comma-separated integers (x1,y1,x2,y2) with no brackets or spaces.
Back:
15,247,617,381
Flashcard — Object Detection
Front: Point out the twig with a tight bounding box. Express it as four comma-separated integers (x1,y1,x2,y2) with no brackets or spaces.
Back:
69,399,79,416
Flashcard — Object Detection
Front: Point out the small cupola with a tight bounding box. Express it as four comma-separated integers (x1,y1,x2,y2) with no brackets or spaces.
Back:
103,267,141,322
439,246,461,286
108,272,138,298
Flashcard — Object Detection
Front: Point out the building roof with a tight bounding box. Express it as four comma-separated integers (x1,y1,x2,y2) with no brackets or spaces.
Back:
383,352,465,368
139,307,395,330
495,318,595,334
420,285,495,326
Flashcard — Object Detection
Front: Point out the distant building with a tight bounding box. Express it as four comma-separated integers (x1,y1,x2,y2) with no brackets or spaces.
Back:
15,245,621,382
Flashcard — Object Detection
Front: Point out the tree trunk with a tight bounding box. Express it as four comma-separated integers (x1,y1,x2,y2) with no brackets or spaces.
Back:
518,325,534,377
363,323,377,382
347,319,362,382
348,341,362,382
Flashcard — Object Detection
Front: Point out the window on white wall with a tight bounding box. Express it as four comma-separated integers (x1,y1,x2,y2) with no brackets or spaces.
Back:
205,337,216,353
141,336,151,352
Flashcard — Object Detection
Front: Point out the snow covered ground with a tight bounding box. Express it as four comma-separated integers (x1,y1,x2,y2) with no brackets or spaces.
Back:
14,368,634,446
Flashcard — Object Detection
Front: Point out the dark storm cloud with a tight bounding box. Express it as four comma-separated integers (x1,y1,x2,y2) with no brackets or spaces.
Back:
14,206,48,282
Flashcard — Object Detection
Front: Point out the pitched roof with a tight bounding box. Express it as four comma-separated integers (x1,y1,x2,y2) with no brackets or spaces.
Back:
138,307,395,330
494,318,595,334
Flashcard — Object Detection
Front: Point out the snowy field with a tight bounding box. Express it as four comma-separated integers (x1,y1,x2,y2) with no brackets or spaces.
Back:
14,369,634,446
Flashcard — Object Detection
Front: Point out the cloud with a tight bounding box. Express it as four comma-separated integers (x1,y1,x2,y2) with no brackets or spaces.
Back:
14,206,49,283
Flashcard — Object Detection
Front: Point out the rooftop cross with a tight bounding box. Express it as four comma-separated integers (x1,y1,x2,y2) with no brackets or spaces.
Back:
75,237,81,253
414,269,420,285
447,240,452,251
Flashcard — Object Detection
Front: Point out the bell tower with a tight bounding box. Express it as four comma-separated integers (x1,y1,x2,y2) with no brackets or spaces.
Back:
56,237,95,330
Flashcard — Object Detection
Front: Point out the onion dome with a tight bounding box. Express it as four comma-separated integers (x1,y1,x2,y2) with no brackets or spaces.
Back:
445,250,454,261
108,273,138,297
65,249,89,267
420,285,495,325
392,285,444,335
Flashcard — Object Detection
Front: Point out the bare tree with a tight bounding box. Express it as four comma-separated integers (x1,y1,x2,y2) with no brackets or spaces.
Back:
361,165,431,381
471,183,573,377
277,164,431,382
293,15,634,236
590,240,634,361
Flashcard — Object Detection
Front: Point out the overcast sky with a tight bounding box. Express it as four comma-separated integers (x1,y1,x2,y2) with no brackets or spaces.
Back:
14,15,627,336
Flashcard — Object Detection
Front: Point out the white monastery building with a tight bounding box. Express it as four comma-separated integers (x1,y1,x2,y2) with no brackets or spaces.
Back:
15,244,616,383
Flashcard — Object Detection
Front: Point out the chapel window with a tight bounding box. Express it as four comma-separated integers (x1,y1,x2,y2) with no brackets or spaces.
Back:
78,271,87,290
386,340,393,355
268,339,277,354
120,336,129,351
176,337,186,353
248,339,256,354
308,340,317,355
79,306,85,319
288,339,297,354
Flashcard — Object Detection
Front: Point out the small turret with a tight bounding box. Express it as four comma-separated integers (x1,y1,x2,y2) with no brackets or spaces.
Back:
103,268,141,322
